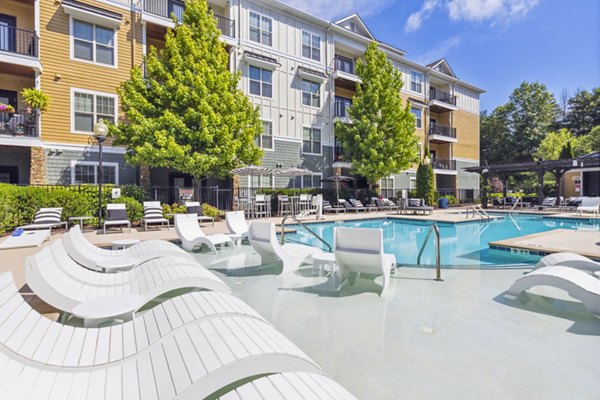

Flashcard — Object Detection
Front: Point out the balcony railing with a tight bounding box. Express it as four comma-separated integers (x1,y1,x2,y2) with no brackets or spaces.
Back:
0,26,38,58
431,158,456,171
333,55,355,75
214,14,235,38
334,98,352,119
429,88,456,106
0,110,39,137
428,124,456,139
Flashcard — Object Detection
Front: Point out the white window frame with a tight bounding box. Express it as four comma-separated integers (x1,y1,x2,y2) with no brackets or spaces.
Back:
301,79,321,108
379,176,394,198
410,71,423,94
69,16,118,68
301,31,321,62
302,126,322,155
411,107,422,129
248,65,273,98
247,174,274,188
70,160,119,184
249,11,273,47
71,88,118,135
256,120,274,150
301,172,322,189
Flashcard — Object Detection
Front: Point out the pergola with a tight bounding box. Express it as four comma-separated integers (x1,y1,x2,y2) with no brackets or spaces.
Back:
464,155,600,208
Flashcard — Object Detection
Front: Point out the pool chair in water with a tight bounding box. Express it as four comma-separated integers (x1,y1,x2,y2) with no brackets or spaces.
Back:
175,214,234,252
225,210,249,241
534,252,600,273
334,227,397,297
505,265,600,318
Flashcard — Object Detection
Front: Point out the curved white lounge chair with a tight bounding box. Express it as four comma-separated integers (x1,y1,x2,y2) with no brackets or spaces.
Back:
577,197,600,216
0,272,323,399
220,372,357,399
225,210,249,240
505,265,600,318
248,222,322,273
25,240,231,316
64,225,192,271
534,252,600,273
334,227,396,297
175,214,234,252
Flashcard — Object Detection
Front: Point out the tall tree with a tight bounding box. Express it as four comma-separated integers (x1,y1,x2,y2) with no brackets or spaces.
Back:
111,0,263,184
564,88,600,136
535,128,575,161
335,41,418,187
479,105,514,165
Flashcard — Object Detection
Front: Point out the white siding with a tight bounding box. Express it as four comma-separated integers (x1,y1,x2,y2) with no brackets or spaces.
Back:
454,85,480,114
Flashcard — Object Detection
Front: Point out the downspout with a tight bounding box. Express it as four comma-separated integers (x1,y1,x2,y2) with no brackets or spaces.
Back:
131,0,136,69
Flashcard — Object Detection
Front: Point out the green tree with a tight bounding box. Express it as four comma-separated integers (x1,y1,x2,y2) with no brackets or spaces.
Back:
564,88,600,136
559,140,574,159
416,144,435,205
480,105,513,164
534,128,574,160
111,0,263,184
577,125,600,154
335,41,418,187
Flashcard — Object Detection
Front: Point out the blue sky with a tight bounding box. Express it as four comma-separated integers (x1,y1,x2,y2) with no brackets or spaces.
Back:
285,0,600,112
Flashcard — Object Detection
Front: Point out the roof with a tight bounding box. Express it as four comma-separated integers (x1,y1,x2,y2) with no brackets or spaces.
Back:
334,13,375,40
426,59,457,78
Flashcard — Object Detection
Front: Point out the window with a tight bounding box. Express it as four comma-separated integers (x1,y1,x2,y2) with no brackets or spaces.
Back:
301,80,320,107
334,55,354,74
302,31,320,61
71,162,118,184
72,19,115,66
256,121,273,149
411,107,422,129
249,66,273,98
302,174,322,189
380,177,394,198
250,175,272,188
410,71,423,93
72,90,116,133
249,12,272,46
302,127,321,154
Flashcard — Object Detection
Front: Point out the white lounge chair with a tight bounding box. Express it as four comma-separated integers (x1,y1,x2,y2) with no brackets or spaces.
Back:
334,227,396,297
103,203,132,234
576,197,600,216
17,207,67,233
141,201,170,231
505,265,600,318
64,225,192,271
175,213,233,252
25,240,231,318
225,210,249,240
220,372,358,399
248,221,322,273
534,252,600,273
0,272,323,399
186,201,215,226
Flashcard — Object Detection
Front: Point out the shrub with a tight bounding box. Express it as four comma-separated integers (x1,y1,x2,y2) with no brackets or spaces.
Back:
121,185,147,203
162,203,186,215
202,203,223,219
416,162,435,205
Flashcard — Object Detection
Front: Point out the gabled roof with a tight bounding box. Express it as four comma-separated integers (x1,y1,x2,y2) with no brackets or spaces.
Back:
426,59,457,79
334,13,375,40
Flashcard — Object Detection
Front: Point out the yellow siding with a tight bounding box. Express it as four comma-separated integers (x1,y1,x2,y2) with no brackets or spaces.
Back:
0,0,34,31
0,72,35,111
39,0,143,145
452,110,479,160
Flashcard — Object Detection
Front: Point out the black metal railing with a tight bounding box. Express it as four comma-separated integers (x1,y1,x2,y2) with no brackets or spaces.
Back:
431,158,456,170
334,55,355,75
0,109,38,136
0,25,38,57
429,88,456,105
334,98,352,119
429,124,457,138
214,14,235,38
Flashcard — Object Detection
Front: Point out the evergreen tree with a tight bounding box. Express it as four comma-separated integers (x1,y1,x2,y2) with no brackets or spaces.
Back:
111,0,263,184
559,141,574,159
416,144,435,205
564,88,600,136
335,41,418,187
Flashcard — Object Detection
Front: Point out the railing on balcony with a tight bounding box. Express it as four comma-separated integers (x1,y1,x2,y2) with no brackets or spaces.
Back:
0,26,38,57
334,97,352,119
333,55,355,75
431,158,456,171
429,88,456,106
214,14,235,38
428,123,456,139
0,110,39,137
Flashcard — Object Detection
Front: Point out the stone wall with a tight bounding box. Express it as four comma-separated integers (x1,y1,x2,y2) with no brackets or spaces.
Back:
30,147,46,184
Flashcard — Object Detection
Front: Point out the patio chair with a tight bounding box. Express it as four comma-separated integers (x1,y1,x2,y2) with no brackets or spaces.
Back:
382,198,399,211
334,227,396,297
338,198,365,212
322,200,346,214
141,201,169,231
17,207,67,233
175,213,234,252
103,203,131,234
576,197,600,216
349,198,374,212
534,252,600,273
505,265,600,318
406,198,433,215
541,197,558,208
225,210,249,241
278,194,293,216
248,221,322,273
185,201,215,226
0,271,323,399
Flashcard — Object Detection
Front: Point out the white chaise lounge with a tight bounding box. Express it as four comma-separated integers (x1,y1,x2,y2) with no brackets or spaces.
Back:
248,222,322,273
175,214,234,252
225,210,249,240
576,196,600,216
534,252,600,273
505,265,600,318
25,240,231,319
334,227,397,297
64,225,192,271
17,207,67,233
0,272,325,399
141,201,170,231
103,203,132,234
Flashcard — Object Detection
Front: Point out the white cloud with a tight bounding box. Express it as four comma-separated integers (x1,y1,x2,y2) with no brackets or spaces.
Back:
405,0,440,32
282,0,393,21
414,36,461,65
447,0,539,24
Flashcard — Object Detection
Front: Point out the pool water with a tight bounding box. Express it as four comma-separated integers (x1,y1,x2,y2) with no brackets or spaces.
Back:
285,215,598,267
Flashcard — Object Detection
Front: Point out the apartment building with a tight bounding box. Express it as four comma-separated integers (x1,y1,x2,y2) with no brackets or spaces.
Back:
0,0,484,199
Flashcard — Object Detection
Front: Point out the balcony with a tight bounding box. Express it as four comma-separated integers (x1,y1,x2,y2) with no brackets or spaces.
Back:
332,55,360,89
428,88,457,113
428,123,457,143
0,26,41,71
431,158,456,173
334,97,352,124
0,109,39,138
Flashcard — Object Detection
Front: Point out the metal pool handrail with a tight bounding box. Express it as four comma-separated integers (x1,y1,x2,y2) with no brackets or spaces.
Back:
280,215,332,253
416,224,442,281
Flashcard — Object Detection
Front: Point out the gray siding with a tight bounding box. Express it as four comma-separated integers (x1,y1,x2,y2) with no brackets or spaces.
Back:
45,149,137,185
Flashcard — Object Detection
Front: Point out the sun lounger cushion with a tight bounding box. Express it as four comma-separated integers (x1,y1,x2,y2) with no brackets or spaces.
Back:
408,199,421,207
187,205,203,215
107,208,128,221
144,206,163,219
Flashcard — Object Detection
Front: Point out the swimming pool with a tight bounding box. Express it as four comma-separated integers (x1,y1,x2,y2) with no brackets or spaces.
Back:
285,214,598,267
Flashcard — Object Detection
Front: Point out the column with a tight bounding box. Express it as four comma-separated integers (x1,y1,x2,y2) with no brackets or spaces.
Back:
29,147,46,184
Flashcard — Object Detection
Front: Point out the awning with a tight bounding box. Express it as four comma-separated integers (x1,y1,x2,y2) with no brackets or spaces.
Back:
243,51,281,69
62,0,122,28
297,66,328,82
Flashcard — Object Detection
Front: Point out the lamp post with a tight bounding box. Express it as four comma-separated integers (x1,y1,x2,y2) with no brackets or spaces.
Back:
93,119,108,225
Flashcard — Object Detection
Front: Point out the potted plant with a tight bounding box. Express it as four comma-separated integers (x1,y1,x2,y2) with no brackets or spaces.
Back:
0,103,15,114
21,88,49,113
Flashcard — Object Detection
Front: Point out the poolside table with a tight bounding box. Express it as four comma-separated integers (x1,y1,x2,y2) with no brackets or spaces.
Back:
68,216,94,230
72,293,145,328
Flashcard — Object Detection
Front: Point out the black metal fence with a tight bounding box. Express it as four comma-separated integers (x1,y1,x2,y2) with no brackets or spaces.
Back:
0,110,39,136
0,25,38,57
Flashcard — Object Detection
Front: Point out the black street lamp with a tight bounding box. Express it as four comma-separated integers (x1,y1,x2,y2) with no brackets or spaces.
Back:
93,119,108,225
